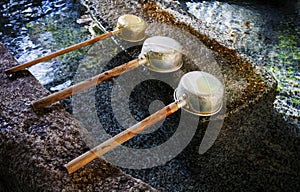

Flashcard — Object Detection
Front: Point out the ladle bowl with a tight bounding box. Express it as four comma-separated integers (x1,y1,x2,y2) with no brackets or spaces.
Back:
140,36,183,73
174,71,224,116
116,14,147,42
32,36,183,109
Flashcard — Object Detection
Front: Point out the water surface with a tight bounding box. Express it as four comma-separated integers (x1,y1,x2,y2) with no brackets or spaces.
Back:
182,0,299,128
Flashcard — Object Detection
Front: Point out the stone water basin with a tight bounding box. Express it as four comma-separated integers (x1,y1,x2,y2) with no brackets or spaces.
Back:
0,0,299,191
78,0,299,191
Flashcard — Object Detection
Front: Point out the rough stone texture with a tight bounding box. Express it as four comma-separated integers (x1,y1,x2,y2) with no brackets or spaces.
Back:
0,43,157,191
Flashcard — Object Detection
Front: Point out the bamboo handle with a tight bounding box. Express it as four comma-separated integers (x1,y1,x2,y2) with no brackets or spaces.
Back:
65,99,186,174
5,31,117,74
32,57,146,109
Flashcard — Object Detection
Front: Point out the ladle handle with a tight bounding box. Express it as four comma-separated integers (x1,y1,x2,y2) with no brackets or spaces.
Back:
5,30,118,74
32,57,146,109
64,99,186,174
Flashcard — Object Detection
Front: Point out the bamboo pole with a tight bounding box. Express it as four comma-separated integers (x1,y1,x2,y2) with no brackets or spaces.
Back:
64,99,186,174
32,57,147,109
5,30,118,74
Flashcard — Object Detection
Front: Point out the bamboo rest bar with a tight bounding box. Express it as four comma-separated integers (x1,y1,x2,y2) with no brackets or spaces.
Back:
32,36,183,109
5,14,147,74
32,58,147,109
4,31,116,75
65,99,186,174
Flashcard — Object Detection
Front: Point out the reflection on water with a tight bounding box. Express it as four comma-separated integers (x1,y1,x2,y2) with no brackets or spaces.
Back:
184,0,299,129
0,0,90,88
1,0,69,57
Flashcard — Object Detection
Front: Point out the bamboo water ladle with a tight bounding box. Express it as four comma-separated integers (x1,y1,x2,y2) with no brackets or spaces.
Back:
64,71,224,174
5,14,147,74
32,36,183,109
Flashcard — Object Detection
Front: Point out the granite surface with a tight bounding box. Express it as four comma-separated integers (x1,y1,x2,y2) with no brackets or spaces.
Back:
0,42,157,191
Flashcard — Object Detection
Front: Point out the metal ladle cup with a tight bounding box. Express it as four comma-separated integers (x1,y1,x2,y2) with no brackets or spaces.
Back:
115,14,147,42
139,36,183,73
174,71,224,116
5,14,147,74
32,36,183,109
64,71,224,174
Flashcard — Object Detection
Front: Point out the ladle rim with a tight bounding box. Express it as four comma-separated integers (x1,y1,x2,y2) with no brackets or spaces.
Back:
139,36,183,73
117,15,145,28
173,90,223,116
142,53,183,73
115,14,147,42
